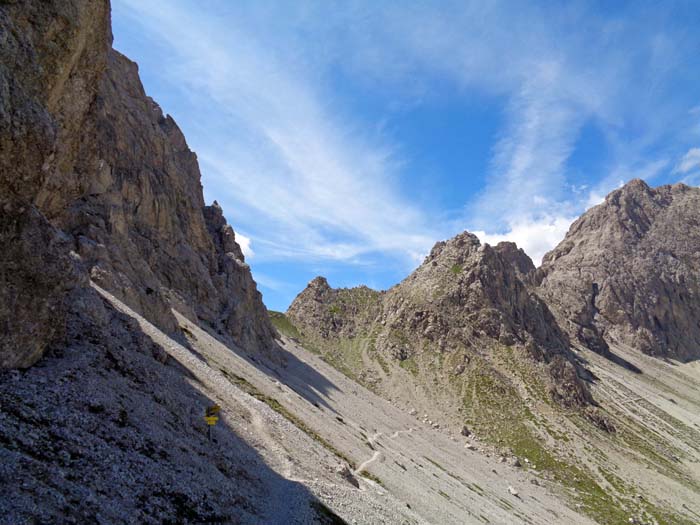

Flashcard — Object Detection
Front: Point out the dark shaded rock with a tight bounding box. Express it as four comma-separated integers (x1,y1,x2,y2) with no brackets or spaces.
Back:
0,201,85,367
0,0,110,367
584,407,616,433
494,241,536,280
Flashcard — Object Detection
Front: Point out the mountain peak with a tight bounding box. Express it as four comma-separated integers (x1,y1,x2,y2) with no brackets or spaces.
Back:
538,180,700,360
308,276,331,289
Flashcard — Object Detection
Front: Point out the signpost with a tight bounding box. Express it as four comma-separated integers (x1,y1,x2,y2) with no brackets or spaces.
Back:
205,404,220,441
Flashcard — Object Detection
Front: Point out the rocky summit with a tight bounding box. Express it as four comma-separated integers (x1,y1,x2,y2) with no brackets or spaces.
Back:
289,231,593,409
284,181,700,524
536,179,700,362
2,2,700,525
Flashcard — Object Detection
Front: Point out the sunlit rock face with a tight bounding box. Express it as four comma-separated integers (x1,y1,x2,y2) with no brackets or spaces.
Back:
536,179,700,362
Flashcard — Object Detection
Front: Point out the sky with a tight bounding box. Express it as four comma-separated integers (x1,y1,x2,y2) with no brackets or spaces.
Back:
111,1,700,312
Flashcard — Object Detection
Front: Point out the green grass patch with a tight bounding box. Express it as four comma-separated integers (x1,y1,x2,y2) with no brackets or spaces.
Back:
268,311,300,339
373,352,390,375
422,456,447,473
399,357,419,376
358,470,385,487
328,304,342,315
461,367,635,525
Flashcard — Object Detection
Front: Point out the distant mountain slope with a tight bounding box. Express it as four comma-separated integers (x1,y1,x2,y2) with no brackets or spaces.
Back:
285,184,700,524
535,179,700,362
289,231,593,409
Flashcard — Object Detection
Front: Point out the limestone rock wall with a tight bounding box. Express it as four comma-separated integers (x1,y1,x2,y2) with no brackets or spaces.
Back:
1,0,274,367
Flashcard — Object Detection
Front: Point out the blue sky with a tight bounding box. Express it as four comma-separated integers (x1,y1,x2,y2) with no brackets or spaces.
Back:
112,1,700,312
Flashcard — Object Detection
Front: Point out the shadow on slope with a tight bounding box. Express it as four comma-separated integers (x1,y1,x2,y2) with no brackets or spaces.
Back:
605,350,643,374
0,292,344,525
179,311,342,415
572,347,642,380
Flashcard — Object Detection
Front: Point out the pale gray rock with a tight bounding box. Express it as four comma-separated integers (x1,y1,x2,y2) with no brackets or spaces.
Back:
536,179,700,361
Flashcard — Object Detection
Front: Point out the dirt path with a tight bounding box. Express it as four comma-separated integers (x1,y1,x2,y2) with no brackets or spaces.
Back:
355,451,383,475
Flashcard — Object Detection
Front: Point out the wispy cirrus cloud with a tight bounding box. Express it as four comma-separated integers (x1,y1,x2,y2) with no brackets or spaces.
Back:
295,1,696,263
113,0,437,269
411,2,693,263
674,147,700,185
674,148,700,174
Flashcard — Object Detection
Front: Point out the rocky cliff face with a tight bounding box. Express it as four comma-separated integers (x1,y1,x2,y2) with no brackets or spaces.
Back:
0,3,326,521
395,233,567,358
1,0,274,368
289,179,700,384
1,0,111,367
287,276,383,340
536,179,700,362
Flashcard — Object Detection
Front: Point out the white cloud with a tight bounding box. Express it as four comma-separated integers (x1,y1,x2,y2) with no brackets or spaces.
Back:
113,0,698,276
472,61,587,229
252,272,296,293
583,158,669,209
674,148,700,174
474,216,575,266
681,173,700,186
352,2,691,263
235,233,254,259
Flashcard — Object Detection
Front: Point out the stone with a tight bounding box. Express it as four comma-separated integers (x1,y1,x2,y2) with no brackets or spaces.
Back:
336,463,359,488
288,230,594,410
0,203,85,367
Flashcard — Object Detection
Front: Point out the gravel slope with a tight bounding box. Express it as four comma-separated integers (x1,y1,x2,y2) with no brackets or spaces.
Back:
98,284,597,524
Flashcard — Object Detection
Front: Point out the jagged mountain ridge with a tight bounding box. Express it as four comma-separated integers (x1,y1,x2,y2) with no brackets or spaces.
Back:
289,231,593,409
2,1,700,523
283,179,700,524
289,179,700,376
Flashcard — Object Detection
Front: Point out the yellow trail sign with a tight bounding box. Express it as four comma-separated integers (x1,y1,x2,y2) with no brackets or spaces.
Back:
204,415,219,426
